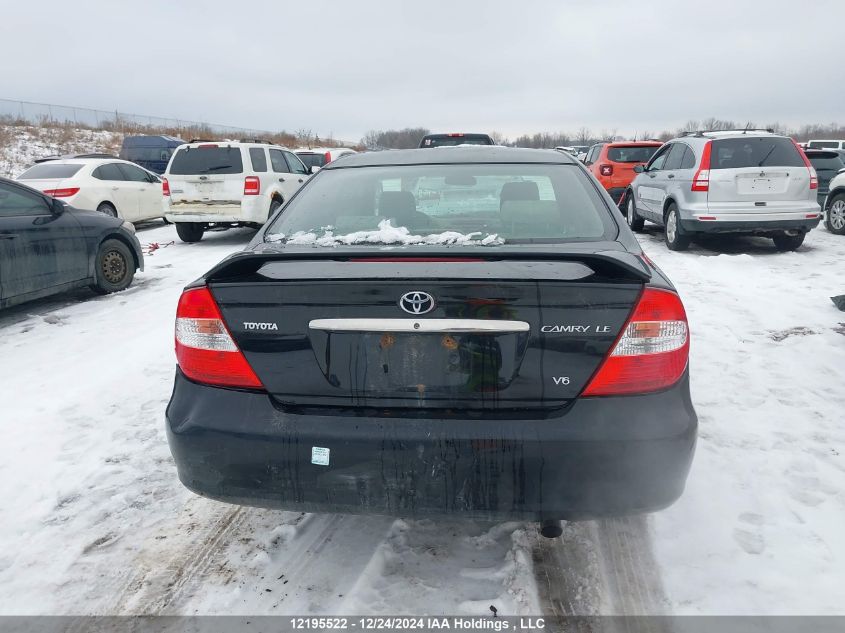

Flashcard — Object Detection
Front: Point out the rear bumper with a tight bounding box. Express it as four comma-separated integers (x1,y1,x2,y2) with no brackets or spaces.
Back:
680,216,821,234
166,197,266,224
165,369,697,521
606,187,627,203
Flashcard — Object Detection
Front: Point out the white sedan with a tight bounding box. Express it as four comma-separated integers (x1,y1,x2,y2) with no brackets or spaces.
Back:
17,158,168,223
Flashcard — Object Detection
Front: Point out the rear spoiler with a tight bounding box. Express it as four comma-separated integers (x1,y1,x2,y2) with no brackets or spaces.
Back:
201,249,651,284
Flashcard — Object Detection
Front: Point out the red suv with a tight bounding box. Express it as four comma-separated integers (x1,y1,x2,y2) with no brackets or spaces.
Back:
584,142,663,203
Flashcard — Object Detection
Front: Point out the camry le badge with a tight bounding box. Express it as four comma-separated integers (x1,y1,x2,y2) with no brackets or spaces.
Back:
399,291,435,315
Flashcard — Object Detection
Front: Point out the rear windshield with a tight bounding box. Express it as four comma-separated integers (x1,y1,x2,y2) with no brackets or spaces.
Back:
18,164,84,179
807,153,845,172
168,146,244,175
808,141,840,149
420,134,494,147
297,153,326,169
607,146,660,163
710,137,804,170
264,163,613,245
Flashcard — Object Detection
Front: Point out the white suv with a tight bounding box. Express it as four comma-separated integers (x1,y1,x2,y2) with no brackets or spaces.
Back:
163,140,310,242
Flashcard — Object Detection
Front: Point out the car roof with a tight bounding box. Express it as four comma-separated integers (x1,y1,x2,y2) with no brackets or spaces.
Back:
323,146,577,169
605,141,663,147
295,147,354,153
32,158,138,167
678,130,788,142
175,141,286,150
805,149,841,157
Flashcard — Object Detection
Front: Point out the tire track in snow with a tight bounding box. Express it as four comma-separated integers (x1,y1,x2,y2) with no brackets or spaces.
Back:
105,501,248,614
533,516,670,624
102,497,395,615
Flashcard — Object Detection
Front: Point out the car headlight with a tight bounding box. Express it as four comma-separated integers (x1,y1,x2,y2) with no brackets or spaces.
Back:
121,220,136,233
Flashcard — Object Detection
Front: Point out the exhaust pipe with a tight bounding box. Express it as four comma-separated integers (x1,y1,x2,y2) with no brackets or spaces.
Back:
539,519,563,539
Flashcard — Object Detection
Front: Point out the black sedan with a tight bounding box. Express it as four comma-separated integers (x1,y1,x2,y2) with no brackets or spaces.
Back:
0,176,143,309
166,147,696,533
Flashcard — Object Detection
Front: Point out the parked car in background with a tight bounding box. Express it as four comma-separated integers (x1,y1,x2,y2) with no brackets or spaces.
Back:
823,168,845,235
418,133,494,148
119,135,185,174
166,146,696,529
622,130,821,251
807,139,845,150
804,149,845,208
34,153,116,164
294,147,356,171
163,140,310,242
583,141,662,203
0,176,143,309
555,145,589,158
17,158,168,223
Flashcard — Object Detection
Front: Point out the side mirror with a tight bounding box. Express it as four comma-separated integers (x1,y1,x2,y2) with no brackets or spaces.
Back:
51,198,65,214
633,165,645,174
310,165,321,174
838,167,845,174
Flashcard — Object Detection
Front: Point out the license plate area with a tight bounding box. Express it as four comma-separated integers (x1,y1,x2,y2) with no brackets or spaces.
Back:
736,172,788,195
311,330,529,397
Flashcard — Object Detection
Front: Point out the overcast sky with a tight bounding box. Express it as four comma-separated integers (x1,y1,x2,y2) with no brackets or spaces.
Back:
2,0,843,142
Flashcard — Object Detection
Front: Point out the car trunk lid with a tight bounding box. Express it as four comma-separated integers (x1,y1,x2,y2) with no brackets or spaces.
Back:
207,253,647,410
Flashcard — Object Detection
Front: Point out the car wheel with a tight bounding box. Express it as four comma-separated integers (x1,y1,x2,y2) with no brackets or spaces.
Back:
90,239,135,295
664,204,691,251
772,232,805,251
269,197,283,218
97,202,118,218
175,222,205,243
826,194,845,235
625,193,645,232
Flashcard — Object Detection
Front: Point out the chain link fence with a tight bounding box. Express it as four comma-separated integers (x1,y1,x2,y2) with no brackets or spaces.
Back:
0,98,276,137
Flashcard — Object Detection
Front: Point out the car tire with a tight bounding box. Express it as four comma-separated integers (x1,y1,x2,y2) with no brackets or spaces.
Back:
825,194,845,235
175,222,205,243
90,239,135,295
625,192,645,232
664,204,691,251
772,232,805,252
97,202,118,218
269,197,283,218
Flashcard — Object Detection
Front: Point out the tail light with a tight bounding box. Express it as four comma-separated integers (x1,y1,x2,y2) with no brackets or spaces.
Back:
582,288,689,396
599,164,613,177
244,176,260,195
43,187,80,198
793,140,818,190
691,141,712,192
175,287,263,390
324,151,332,165
162,177,171,197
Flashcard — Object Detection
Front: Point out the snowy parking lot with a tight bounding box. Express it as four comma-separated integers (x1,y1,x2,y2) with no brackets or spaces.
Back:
0,222,843,616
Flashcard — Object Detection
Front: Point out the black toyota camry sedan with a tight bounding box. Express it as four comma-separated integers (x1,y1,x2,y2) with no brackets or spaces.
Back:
166,147,697,527
0,176,143,310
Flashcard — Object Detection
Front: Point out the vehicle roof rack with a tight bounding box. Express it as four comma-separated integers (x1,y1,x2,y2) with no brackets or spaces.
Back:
239,138,272,144
683,128,776,137
189,138,218,143
75,153,117,159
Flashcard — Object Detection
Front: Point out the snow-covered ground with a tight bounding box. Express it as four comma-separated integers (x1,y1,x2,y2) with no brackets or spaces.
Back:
0,221,843,616
0,124,121,178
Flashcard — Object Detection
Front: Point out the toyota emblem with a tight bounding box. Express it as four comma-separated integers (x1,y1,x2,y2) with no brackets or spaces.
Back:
399,291,435,315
